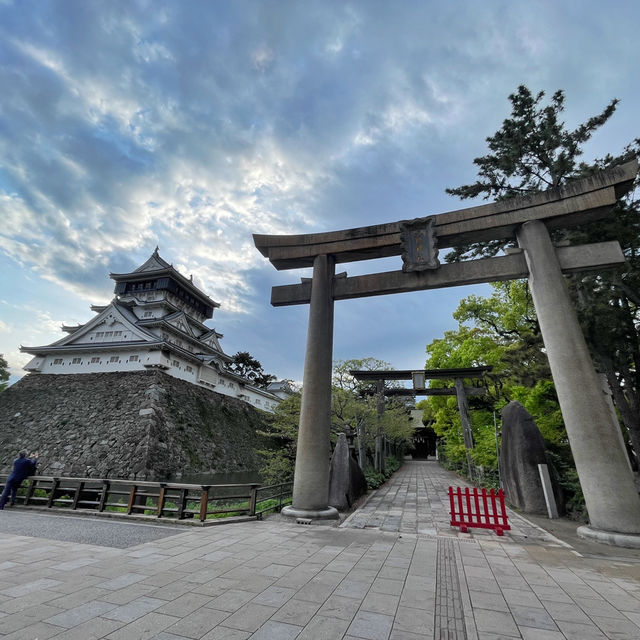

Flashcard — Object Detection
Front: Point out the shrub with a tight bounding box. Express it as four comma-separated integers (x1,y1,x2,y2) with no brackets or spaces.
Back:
364,454,404,489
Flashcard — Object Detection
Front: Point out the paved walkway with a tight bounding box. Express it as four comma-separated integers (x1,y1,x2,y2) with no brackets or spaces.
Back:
0,460,639,639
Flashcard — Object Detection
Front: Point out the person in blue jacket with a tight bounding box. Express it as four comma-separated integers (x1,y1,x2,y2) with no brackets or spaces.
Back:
0,450,38,509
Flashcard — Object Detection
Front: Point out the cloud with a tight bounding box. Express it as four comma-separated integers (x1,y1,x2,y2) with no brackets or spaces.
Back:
1,0,639,384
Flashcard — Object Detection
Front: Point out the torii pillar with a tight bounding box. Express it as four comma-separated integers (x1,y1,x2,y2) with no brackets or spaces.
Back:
518,220,640,542
281,255,339,519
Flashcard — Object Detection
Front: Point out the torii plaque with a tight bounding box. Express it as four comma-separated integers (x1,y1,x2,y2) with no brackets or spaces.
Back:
254,160,640,544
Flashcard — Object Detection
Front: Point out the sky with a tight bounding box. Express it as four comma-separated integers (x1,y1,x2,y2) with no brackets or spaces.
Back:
1,0,639,386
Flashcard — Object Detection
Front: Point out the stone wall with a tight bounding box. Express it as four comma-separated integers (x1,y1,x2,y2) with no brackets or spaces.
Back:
0,370,267,479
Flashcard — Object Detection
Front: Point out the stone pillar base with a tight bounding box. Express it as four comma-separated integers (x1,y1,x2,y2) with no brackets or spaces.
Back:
281,505,339,520
577,525,640,549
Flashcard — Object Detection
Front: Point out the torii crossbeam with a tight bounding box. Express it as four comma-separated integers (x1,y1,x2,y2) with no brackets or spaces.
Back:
254,160,640,544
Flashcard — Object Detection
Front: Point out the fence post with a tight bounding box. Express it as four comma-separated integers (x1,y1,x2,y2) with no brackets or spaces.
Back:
98,481,109,512
448,486,455,525
248,484,258,516
199,486,210,522
47,478,60,508
72,481,84,510
127,485,137,515
177,489,187,520
157,484,166,518
24,478,36,505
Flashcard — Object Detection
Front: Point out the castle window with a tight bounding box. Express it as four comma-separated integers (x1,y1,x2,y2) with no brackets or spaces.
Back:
113,331,122,337
172,360,180,368
96,332,104,338
72,357,81,364
129,355,139,362
143,311,153,318
53,358,63,365
104,331,113,338
186,365,193,373
91,357,100,363
109,356,119,363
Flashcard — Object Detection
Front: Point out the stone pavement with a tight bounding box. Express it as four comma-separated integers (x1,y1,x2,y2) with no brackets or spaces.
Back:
0,460,639,639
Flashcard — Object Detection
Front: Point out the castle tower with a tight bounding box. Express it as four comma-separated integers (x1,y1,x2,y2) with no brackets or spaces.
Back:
21,249,282,412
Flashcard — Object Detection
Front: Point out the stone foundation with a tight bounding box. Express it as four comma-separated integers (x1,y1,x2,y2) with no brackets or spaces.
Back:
0,370,266,479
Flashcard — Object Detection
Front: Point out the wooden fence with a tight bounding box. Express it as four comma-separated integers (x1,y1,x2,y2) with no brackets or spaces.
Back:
0,475,293,523
448,485,510,536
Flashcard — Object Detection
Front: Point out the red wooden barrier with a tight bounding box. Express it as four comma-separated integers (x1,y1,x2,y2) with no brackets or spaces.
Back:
448,486,510,536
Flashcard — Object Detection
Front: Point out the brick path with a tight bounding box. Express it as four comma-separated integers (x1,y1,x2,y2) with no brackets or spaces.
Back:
1,460,639,639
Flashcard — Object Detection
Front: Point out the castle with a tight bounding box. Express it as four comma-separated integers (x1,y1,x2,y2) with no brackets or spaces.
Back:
20,249,286,412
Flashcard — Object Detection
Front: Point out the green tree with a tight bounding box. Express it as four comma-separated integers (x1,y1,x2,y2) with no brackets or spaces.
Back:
256,360,415,483
332,357,399,394
333,358,413,465
423,281,568,486
256,392,301,484
445,84,640,458
228,351,276,389
0,354,9,392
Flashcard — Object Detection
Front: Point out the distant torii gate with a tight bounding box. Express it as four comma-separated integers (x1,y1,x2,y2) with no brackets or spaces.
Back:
350,367,492,480
254,160,640,544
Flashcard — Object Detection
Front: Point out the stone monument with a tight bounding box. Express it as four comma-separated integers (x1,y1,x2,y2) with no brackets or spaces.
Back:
499,401,562,515
328,433,367,511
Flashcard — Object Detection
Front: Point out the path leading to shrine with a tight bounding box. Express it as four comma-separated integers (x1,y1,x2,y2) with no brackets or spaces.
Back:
1,460,640,639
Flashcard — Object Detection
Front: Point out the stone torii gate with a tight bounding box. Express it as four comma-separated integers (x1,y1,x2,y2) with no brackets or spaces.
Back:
254,160,640,544
350,367,492,481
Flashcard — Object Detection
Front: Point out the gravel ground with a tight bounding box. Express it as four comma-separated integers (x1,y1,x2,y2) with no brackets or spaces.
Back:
0,509,184,548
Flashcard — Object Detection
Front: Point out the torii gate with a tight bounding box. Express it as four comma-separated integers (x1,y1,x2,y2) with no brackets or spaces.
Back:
350,367,492,479
254,160,640,544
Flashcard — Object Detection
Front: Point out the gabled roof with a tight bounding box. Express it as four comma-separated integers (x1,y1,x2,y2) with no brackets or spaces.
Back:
133,247,172,273
163,310,197,338
110,248,220,311
22,302,159,354
136,317,222,355
199,329,224,352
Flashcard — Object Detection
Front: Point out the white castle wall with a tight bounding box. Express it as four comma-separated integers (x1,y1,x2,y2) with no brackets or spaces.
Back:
25,351,279,412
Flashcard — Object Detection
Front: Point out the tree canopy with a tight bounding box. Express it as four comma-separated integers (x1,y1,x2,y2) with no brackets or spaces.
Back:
446,85,619,201
228,351,276,389
0,354,9,393
423,282,571,502
445,85,636,262
257,358,415,484
443,84,640,459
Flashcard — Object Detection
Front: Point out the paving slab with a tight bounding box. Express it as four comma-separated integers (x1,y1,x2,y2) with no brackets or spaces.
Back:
2,460,640,638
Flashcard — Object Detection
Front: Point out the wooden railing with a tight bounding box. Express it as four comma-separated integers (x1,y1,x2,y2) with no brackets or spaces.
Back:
0,475,293,523
255,481,293,518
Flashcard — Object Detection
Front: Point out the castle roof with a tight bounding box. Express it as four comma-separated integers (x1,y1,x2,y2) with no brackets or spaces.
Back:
110,248,220,316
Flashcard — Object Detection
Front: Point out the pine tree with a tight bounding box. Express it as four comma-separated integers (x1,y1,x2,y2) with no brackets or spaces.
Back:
446,85,640,458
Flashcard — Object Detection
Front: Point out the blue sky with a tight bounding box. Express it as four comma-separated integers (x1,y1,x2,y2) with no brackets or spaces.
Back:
1,0,639,385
